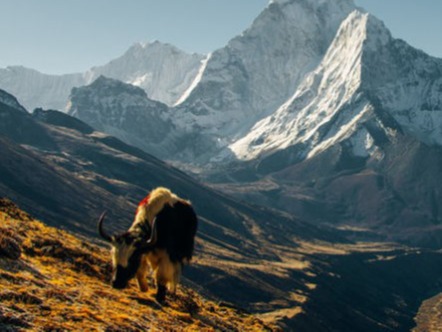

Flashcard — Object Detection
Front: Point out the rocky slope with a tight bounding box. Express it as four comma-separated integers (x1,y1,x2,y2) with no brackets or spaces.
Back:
0,88,340,322
414,292,442,332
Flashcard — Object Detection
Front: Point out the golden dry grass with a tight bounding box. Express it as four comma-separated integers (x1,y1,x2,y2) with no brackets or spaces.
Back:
0,198,278,331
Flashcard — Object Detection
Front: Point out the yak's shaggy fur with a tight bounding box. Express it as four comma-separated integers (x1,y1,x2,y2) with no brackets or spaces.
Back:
131,187,184,230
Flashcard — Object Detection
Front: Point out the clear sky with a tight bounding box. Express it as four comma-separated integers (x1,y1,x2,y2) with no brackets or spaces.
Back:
0,0,440,75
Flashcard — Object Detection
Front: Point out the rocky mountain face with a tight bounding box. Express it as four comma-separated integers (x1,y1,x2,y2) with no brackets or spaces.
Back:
0,42,204,111
66,76,175,159
64,0,442,168
2,91,442,331
0,89,27,113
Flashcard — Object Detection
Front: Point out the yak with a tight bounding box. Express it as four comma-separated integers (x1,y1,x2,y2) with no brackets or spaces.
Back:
98,187,198,302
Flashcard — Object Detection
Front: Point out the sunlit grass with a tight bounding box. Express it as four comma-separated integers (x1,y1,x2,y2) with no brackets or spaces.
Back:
0,198,277,331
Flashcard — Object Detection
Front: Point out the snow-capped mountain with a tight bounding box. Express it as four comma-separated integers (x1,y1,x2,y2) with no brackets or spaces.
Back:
174,0,356,143
0,66,85,111
66,76,175,159
0,42,204,111
65,0,442,169
230,10,380,162
88,41,205,106
4,0,442,172
229,8,442,167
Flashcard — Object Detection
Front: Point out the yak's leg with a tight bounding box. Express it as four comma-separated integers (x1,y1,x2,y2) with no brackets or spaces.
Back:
154,250,175,303
136,256,150,292
155,268,168,303
156,283,167,303
169,262,182,294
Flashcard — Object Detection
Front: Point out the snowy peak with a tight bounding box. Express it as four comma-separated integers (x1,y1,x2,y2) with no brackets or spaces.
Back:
229,6,442,169
0,88,28,113
229,10,377,162
87,41,206,106
175,0,357,145
0,66,85,111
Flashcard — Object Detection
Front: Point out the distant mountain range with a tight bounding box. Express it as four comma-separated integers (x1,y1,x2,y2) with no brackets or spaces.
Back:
0,41,204,111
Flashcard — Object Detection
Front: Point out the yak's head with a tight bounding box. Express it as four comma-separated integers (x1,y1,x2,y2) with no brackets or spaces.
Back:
98,212,157,289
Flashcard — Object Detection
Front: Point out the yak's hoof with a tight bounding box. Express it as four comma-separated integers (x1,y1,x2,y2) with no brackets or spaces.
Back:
155,285,167,303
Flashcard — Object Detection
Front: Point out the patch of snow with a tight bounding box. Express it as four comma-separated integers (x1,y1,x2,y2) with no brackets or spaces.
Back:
174,53,212,106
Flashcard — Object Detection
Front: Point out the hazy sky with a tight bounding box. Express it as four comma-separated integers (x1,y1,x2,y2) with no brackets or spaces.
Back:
0,0,440,75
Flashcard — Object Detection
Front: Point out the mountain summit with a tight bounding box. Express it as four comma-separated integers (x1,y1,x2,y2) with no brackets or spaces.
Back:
87,41,205,106
230,10,384,162
171,0,356,160
229,7,442,167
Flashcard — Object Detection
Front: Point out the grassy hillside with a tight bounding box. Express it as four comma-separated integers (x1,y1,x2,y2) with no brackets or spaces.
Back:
3,197,442,331
0,198,277,331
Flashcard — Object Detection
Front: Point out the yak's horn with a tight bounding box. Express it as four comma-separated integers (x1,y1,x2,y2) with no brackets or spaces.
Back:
145,218,158,247
98,211,112,242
